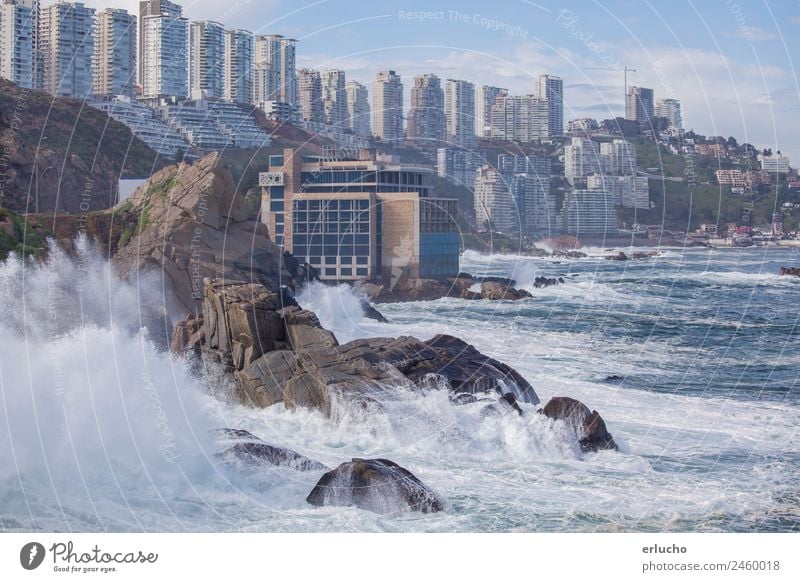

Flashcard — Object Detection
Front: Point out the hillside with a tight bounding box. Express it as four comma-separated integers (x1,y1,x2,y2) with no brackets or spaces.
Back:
0,79,166,214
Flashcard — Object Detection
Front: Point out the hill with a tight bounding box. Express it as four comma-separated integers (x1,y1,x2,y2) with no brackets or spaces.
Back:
0,79,166,214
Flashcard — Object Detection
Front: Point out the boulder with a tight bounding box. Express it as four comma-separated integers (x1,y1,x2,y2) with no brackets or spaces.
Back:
169,313,204,355
532,276,564,288
218,442,328,472
480,281,532,300
606,251,628,261
306,458,445,514
211,428,328,472
540,397,617,452
779,267,800,277
237,350,296,407
280,305,338,351
360,300,389,323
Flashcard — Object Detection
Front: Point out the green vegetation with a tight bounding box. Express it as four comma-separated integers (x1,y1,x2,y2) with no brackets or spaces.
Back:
0,208,49,260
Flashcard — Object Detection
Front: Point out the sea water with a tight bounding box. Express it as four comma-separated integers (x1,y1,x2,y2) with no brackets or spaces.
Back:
1,240,798,532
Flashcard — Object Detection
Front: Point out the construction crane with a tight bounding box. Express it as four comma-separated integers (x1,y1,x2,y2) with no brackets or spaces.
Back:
585,65,637,109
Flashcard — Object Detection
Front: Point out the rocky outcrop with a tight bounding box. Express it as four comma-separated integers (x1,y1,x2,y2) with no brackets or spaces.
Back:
779,267,800,277
172,279,540,416
306,458,445,514
480,281,532,300
533,276,565,288
212,428,328,471
113,153,313,312
541,397,617,452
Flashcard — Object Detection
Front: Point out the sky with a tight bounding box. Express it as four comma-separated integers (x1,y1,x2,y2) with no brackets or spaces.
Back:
79,0,800,160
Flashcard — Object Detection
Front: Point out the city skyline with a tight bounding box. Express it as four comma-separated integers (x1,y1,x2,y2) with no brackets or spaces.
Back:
67,0,797,160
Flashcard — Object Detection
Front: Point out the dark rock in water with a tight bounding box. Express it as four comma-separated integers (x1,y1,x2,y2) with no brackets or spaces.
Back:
218,442,328,472
211,428,263,441
306,458,444,514
532,276,563,289
606,251,628,261
603,375,625,383
502,393,523,415
480,281,531,300
541,397,617,452
360,299,389,323
779,267,800,277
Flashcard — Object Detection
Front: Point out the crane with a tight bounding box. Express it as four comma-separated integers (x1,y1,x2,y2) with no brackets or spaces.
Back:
584,65,637,109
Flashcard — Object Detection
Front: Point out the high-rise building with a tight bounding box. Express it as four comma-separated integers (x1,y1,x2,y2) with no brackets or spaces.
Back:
564,137,602,184
497,154,555,234
38,2,94,98
372,69,402,141
260,148,459,282
626,86,654,126
563,189,617,236
475,85,507,137
253,34,296,106
537,74,563,137
474,166,514,233
322,68,347,129
138,0,181,84
297,68,322,123
407,73,445,143
224,29,253,104
489,94,548,142
93,9,136,99
189,21,224,99
444,78,475,148
0,0,38,89
587,174,649,209
655,98,682,129
346,80,370,136
141,9,188,99
437,147,480,190
600,139,637,175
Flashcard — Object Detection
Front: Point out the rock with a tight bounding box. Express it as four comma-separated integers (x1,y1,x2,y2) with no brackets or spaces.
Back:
280,305,338,351
169,313,204,355
360,300,388,323
480,281,532,300
532,276,563,288
779,267,800,277
603,375,625,383
606,251,628,261
237,350,296,407
202,279,295,371
540,397,617,452
113,153,312,312
306,458,444,514
218,442,328,472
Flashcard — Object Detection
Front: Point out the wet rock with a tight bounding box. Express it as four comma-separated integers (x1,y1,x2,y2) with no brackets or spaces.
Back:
306,458,445,514
606,251,628,261
532,276,563,288
169,313,204,355
218,441,328,472
480,281,532,300
280,305,338,351
360,299,388,323
779,266,800,277
603,375,625,383
541,396,617,452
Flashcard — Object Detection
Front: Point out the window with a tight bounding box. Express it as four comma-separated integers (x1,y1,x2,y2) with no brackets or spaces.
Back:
356,268,368,276
325,268,337,276
356,256,368,265
340,268,352,277
325,256,337,265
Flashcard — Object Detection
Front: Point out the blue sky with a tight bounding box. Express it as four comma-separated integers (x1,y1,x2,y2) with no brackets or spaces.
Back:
90,0,800,159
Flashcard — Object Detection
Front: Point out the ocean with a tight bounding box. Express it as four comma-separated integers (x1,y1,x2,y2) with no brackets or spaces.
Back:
1,241,798,532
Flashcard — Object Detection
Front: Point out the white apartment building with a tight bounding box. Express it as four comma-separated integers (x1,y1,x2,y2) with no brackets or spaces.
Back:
601,139,637,175
346,80,370,137
141,11,188,99
437,147,480,189
38,1,94,98
297,68,322,123
189,20,224,100
372,69,403,141
538,74,563,137
322,68,347,129
564,137,602,184
93,8,136,99
253,34,296,107
475,166,514,233
407,73,445,142
444,78,475,148
0,0,37,89
563,189,617,235
760,153,791,173
138,0,181,84
587,174,649,209
224,28,253,104
489,94,548,142
655,98,682,129
475,85,506,137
